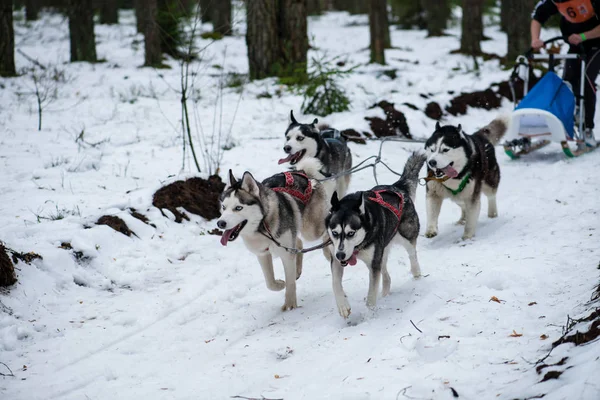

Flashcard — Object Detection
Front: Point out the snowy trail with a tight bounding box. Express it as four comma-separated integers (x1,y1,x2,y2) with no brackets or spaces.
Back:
1,9,599,400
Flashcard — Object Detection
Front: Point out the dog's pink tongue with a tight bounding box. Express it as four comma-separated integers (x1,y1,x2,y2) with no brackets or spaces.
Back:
442,165,458,178
347,252,358,266
220,229,234,246
278,154,293,165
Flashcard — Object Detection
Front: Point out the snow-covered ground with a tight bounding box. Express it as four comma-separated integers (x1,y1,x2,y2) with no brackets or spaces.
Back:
1,7,599,400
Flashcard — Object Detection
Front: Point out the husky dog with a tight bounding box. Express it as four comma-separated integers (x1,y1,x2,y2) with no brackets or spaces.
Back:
325,152,426,318
424,117,508,240
217,161,332,311
279,110,353,197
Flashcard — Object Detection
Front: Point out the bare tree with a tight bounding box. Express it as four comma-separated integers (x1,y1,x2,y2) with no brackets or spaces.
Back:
0,0,17,77
25,0,40,21
307,0,322,15
421,0,449,37
100,0,119,24
143,0,162,67
134,0,144,33
246,0,281,80
505,0,530,62
212,0,231,36
369,0,389,64
280,0,308,75
67,0,97,62
458,0,483,55
200,0,212,23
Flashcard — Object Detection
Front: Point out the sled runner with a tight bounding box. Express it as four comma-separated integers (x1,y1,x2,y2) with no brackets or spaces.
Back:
504,36,599,159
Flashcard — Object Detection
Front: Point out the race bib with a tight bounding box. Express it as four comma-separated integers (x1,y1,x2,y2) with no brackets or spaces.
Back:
555,0,596,23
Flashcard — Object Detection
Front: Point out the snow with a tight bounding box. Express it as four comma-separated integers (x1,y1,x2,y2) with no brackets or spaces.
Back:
1,6,600,400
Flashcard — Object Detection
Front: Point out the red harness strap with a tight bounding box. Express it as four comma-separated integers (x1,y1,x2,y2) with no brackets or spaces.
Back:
367,190,404,229
272,172,313,205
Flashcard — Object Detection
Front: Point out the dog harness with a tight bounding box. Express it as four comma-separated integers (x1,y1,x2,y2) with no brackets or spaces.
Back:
367,190,404,234
272,172,313,205
421,170,471,196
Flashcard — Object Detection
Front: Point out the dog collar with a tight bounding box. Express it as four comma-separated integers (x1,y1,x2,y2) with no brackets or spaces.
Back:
443,172,471,196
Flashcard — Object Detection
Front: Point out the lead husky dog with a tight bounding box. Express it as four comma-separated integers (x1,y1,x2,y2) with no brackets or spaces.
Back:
326,152,426,318
217,160,333,311
279,110,353,197
424,117,508,240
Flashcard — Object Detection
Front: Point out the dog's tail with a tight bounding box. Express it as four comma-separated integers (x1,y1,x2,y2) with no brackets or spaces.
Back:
475,114,511,145
393,152,426,201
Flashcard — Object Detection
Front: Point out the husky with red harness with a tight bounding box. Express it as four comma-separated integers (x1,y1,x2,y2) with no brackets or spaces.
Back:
325,152,426,318
216,160,333,312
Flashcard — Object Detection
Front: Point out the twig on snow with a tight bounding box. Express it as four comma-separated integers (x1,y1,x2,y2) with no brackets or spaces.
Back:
410,319,423,333
231,396,283,400
17,49,47,70
0,362,15,377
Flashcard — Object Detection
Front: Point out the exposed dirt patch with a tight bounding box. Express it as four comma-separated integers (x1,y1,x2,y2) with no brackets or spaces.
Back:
553,316,600,347
152,175,225,223
540,370,564,382
97,215,135,237
445,88,502,116
425,102,443,120
129,208,156,228
536,357,568,375
366,101,412,139
0,244,17,287
340,128,367,145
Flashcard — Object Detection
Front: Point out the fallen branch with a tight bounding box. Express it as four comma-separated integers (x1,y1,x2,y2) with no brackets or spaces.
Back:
410,320,422,333
231,396,283,400
0,362,14,377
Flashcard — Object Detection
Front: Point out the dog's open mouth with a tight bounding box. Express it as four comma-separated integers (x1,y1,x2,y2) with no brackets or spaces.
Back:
220,220,247,246
340,250,359,267
278,150,306,165
434,162,458,179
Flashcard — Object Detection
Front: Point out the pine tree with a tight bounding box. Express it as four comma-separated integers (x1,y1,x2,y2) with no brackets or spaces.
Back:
67,0,98,62
369,0,389,64
0,0,16,77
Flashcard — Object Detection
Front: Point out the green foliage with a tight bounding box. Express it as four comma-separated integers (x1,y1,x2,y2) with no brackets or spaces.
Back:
286,56,355,117
157,0,186,58
200,32,224,41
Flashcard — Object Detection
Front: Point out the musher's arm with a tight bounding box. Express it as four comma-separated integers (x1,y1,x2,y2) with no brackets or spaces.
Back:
531,19,544,49
569,24,600,45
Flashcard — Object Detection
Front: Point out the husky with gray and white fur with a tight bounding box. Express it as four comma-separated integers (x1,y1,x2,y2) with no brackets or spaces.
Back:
279,110,353,197
424,116,508,240
325,152,426,318
216,159,333,311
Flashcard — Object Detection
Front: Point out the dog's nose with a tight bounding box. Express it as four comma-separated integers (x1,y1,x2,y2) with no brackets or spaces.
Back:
283,145,291,153
428,159,437,168
217,220,227,229
336,252,346,261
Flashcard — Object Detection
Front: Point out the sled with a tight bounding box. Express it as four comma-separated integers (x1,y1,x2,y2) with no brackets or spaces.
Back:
504,37,597,159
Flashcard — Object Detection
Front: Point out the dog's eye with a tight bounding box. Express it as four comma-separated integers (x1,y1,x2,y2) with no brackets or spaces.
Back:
347,231,355,237
221,204,226,210
297,136,304,141
441,148,449,153
331,231,339,237
234,206,243,211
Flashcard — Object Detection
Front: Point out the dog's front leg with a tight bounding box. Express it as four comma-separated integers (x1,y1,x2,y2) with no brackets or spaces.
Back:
257,254,285,291
487,192,498,218
425,193,443,238
366,251,383,309
462,198,481,240
281,252,298,311
331,259,351,318
295,238,303,280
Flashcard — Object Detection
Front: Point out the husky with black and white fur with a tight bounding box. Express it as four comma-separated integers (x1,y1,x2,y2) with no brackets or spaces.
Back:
216,159,334,311
279,110,353,197
325,152,426,318
424,116,509,240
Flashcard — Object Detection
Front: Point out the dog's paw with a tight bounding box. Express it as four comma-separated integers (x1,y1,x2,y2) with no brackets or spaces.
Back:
424,229,438,238
267,279,286,291
461,233,474,241
455,218,466,225
337,299,352,319
488,211,498,218
382,285,391,297
281,300,298,311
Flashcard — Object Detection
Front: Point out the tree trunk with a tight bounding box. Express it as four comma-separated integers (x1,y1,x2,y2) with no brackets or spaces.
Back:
505,0,530,63
246,0,280,80
200,0,212,22
212,0,231,35
307,0,321,15
68,0,97,62
458,0,483,55
500,0,509,32
421,0,449,37
279,0,308,76
348,0,368,14
0,0,16,77
100,0,119,24
134,0,144,33
157,0,182,58
25,0,40,21
143,0,162,66
369,0,388,64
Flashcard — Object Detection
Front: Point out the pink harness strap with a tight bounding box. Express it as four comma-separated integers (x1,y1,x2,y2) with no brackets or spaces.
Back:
272,172,313,205
367,190,404,226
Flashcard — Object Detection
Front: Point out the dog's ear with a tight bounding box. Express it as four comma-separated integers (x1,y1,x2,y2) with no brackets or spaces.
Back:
435,121,441,131
355,194,366,215
241,172,260,197
290,110,298,125
311,118,318,126
457,124,468,140
228,169,238,186
330,191,340,210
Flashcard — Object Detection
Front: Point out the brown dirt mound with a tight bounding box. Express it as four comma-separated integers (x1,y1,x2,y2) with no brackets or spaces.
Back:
425,102,443,120
152,175,225,223
553,310,600,347
340,129,367,145
0,244,17,287
97,215,135,237
445,88,502,116
366,101,412,139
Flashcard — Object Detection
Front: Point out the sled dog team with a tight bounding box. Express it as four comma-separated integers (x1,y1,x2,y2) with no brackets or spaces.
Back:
217,111,509,318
